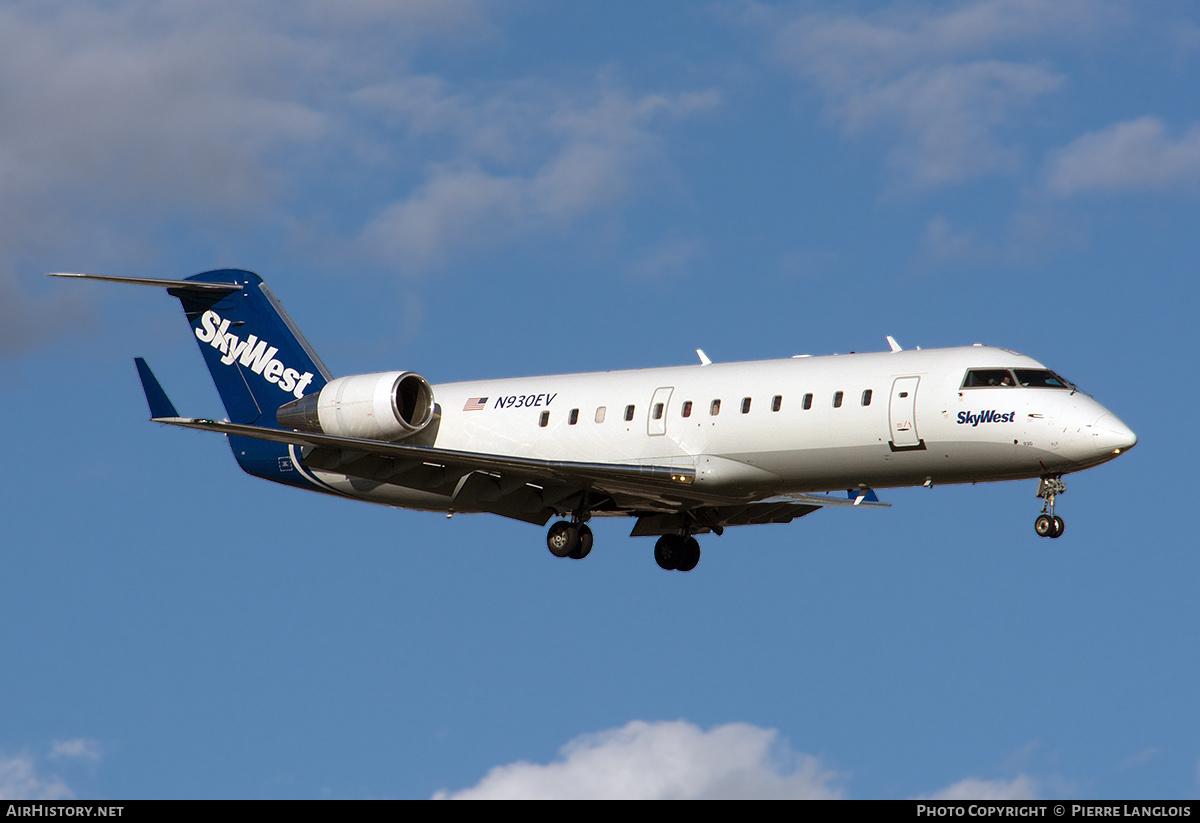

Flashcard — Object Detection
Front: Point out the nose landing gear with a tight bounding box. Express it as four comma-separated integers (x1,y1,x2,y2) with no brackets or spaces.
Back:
1034,476,1066,538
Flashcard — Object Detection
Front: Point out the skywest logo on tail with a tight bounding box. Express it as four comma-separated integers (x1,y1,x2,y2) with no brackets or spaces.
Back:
194,309,314,398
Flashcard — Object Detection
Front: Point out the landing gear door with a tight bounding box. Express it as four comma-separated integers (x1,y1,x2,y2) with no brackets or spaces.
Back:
648,386,673,436
888,376,924,451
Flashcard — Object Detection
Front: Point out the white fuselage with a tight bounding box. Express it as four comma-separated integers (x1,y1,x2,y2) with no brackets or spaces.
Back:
305,344,1136,513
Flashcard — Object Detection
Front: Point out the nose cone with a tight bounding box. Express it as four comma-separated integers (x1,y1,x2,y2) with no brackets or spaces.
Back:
1092,413,1137,455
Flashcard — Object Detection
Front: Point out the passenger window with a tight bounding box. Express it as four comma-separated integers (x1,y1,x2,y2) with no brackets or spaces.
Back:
539,411,549,427
803,393,813,410
710,399,721,416
741,397,752,414
682,401,693,418
595,406,606,423
569,408,579,425
833,391,843,408
861,389,872,406
624,404,635,422
772,395,782,412
653,403,664,420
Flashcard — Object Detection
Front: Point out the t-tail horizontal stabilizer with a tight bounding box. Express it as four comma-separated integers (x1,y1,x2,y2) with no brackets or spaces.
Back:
48,272,242,295
134,358,179,420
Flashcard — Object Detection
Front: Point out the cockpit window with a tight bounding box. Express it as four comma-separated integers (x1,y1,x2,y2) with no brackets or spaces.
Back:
963,368,1077,390
1014,369,1073,389
962,369,1016,388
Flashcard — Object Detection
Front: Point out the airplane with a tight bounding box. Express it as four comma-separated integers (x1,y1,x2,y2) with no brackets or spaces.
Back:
51,269,1137,571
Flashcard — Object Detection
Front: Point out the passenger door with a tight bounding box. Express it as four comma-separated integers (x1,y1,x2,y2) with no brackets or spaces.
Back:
888,376,924,450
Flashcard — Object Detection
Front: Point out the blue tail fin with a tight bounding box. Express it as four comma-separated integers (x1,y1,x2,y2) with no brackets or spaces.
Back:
171,270,334,488
171,270,332,427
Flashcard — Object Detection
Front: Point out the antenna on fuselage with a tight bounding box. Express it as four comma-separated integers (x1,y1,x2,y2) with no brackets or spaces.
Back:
696,349,712,366
886,336,902,352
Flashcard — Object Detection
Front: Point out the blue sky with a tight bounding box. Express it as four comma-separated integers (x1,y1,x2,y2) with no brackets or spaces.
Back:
2,0,1198,799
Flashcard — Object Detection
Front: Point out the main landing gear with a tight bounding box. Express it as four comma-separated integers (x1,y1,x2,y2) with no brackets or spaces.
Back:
545,507,703,571
1034,476,1066,538
654,533,701,572
546,519,593,560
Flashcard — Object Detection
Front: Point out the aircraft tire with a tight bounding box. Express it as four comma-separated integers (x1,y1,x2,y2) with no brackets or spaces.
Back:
675,536,701,572
570,524,593,559
1051,516,1065,538
654,534,681,570
1034,514,1055,537
547,521,579,557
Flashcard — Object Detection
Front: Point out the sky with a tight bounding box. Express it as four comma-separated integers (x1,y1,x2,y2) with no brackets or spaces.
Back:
2,0,1198,800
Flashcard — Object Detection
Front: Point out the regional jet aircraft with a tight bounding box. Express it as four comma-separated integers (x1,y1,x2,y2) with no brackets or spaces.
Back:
52,270,1137,571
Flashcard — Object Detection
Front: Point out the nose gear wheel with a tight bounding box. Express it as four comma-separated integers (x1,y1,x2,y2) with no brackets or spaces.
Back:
1034,477,1067,538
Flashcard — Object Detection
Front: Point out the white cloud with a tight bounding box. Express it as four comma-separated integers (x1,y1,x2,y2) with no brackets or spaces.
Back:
0,739,101,799
923,775,1039,800
48,739,101,763
362,166,526,266
757,0,1117,188
0,5,329,225
0,275,93,357
0,1,496,233
433,720,842,800
922,215,990,266
1046,117,1200,195
0,3,362,356
296,0,493,39
627,236,706,279
854,61,1061,186
359,86,720,271
0,3,718,289
1,3,722,351
1119,747,1158,770
0,754,74,801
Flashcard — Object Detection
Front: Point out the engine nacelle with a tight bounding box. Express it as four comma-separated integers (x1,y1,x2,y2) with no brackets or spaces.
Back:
276,371,435,441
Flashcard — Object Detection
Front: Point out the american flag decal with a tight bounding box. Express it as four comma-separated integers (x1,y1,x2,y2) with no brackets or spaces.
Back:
463,397,488,411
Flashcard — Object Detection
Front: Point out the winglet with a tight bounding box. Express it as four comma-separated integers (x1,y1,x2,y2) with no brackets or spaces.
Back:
134,358,180,419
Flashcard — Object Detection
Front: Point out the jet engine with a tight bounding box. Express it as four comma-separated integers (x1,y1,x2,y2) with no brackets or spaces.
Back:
276,371,435,441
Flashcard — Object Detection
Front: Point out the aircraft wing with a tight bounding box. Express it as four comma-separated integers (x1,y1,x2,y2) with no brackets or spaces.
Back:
156,415,889,527
149,415,704,519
